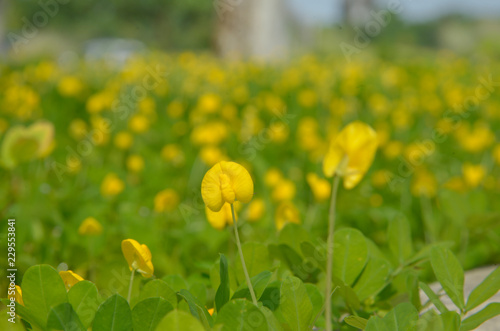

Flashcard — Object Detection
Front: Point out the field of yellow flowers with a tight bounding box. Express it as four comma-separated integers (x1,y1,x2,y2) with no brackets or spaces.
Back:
1,50,500,330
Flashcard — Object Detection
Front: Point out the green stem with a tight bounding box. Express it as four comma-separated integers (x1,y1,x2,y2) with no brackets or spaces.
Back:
231,203,258,306
127,269,135,303
325,175,341,331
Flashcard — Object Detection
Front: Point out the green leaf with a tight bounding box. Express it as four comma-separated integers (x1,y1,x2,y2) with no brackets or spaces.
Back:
278,276,313,331
430,246,465,310
47,302,85,331
416,310,460,331
132,297,173,331
465,266,500,312
407,273,422,311
260,306,284,331
382,302,418,331
344,315,368,329
178,289,213,330
156,310,205,331
68,280,99,328
215,254,230,312
0,299,43,330
365,316,385,331
332,276,360,311
22,264,68,327
162,275,188,292
304,283,323,324
215,299,268,331
92,294,133,331
235,242,271,285
388,214,413,264
353,257,391,301
333,228,368,286
300,241,325,271
232,271,272,301
259,281,281,311
278,223,310,253
140,279,177,307
460,303,500,331
419,282,449,314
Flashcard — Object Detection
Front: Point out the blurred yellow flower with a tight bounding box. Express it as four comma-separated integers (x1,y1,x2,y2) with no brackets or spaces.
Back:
129,115,150,133
383,141,403,160
247,198,265,222
58,76,84,97
121,239,154,278
15,285,23,306
78,217,103,236
200,146,227,166
272,179,296,202
101,173,124,197
264,168,283,187
275,201,300,230
69,119,88,140
86,92,112,114
114,131,133,150
306,173,331,202
154,189,180,213
167,100,185,118
444,177,466,193
1,121,54,169
323,121,378,189
455,122,494,153
59,270,84,290
201,161,253,212
493,144,500,166
371,169,388,188
197,93,220,113
127,155,145,172
462,163,485,188
411,168,437,197
191,122,228,146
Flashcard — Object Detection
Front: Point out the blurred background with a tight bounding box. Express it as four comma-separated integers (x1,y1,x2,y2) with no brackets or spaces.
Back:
1,0,500,60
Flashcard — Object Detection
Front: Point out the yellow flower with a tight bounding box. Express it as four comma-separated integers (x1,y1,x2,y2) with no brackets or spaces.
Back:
127,155,145,172
128,115,150,133
411,168,437,198
59,270,84,290
58,76,84,97
275,201,300,230
15,285,23,306
462,163,485,188
201,161,253,212
306,173,331,202
205,203,240,230
271,179,296,202
114,131,133,150
167,100,185,118
371,170,389,188
69,119,88,140
100,173,124,197
264,168,283,187
323,121,378,189
492,144,500,165
78,217,103,236
444,177,466,193
154,189,180,213
121,239,154,278
247,198,265,222
1,121,55,169
198,93,221,113
383,141,403,160
200,146,227,166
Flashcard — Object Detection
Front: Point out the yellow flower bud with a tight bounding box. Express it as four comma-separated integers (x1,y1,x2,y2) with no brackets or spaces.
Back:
121,239,154,278
59,270,84,290
78,217,103,236
275,201,300,230
100,173,124,197
154,189,180,213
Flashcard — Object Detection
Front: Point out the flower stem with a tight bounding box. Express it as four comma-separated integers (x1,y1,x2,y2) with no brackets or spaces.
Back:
127,269,135,303
230,203,258,306
325,175,341,331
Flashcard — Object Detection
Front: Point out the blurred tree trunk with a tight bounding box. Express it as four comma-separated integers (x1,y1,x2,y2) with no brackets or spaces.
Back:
343,0,373,26
214,0,289,61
